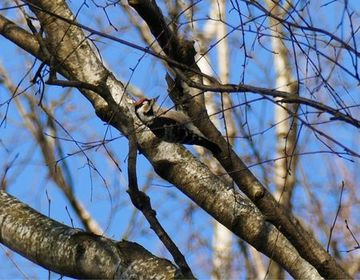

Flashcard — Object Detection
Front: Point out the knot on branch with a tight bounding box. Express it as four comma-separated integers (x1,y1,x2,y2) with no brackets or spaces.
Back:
127,189,156,216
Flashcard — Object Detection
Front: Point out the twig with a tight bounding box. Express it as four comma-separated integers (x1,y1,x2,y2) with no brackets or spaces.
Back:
345,220,360,253
0,154,19,191
327,181,345,252
45,77,101,94
175,69,360,129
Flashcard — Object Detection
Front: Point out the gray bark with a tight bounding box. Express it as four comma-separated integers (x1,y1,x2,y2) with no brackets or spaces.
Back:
0,191,182,279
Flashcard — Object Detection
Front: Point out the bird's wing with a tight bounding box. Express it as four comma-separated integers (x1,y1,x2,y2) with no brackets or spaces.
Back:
160,110,207,138
155,109,189,123
147,116,182,140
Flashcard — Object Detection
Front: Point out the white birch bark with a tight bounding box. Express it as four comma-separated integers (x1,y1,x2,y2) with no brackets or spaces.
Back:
266,0,298,210
184,0,234,278
265,0,298,278
210,1,235,279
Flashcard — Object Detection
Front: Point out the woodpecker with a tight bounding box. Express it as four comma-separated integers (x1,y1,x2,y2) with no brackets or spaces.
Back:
134,97,221,154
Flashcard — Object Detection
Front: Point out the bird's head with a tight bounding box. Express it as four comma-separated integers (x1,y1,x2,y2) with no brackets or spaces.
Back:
134,96,159,122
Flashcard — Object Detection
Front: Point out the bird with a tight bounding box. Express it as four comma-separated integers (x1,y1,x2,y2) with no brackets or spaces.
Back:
134,97,221,154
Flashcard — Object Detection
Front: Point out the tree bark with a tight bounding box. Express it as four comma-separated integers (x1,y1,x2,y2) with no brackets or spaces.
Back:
265,0,298,278
0,191,182,279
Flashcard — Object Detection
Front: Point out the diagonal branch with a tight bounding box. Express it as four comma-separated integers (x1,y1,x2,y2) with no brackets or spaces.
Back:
127,132,195,279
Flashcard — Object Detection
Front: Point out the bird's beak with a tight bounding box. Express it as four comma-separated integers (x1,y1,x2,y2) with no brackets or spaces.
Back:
134,98,145,106
151,96,159,106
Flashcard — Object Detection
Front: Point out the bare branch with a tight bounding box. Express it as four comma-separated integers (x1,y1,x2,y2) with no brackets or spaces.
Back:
127,132,194,278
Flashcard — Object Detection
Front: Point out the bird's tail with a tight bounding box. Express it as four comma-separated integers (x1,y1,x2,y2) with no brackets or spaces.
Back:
197,138,221,154
179,128,221,154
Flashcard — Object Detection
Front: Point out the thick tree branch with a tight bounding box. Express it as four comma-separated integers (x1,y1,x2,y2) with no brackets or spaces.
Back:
0,191,182,279
0,14,43,59
128,0,196,65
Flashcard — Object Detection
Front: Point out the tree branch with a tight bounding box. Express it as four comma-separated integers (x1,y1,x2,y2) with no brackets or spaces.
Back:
0,191,182,279
127,132,195,279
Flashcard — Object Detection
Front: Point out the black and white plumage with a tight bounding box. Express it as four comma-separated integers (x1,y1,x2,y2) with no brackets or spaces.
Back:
134,98,221,154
